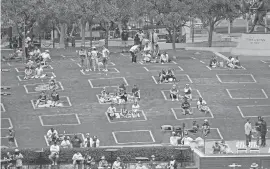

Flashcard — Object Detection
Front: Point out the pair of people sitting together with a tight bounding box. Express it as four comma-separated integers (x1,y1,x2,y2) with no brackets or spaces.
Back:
35,78,59,92
106,101,141,120
209,55,242,69
24,61,48,80
35,89,60,108
170,84,192,101
159,69,176,83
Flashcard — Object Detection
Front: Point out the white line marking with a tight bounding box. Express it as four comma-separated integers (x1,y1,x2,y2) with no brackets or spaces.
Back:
88,80,94,88
14,138,18,147
0,118,13,129
58,82,64,91
200,60,205,64
44,135,49,146
191,57,196,60
206,66,212,70
15,68,19,72
51,72,56,78
31,96,72,109
24,81,64,94
70,58,75,61
215,128,224,140
109,62,116,66
1,103,6,112
261,89,268,99
226,89,234,99
77,63,82,67
171,108,214,120
143,67,149,72
185,74,193,83
39,114,80,126
217,74,257,83
80,69,86,75
123,77,129,86
17,76,22,81
7,63,11,66
81,68,120,75
161,90,168,100
197,90,203,98
112,130,155,144
261,60,270,64
66,96,72,107
237,105,270,118
178,66,184,71
88,77,128,88
152,76,158,84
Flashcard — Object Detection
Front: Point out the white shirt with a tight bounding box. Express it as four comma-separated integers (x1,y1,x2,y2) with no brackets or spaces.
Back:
60,140,71,148
245,122,252,135
47,130,58,138
102,48,110,58
41,52,51,61
79,50,86,56
138,32,144,41
33,49,41,55
112,161,122,169
83,138,100,147
170,136,180,146
107,106,116,114
91,51,98,59
144,45,152,52
197,100,207,106
72,153,83,161
132,104,140,112
182,136,193,146
130,45,139,52
35,67,44,76
160,54,168,61
50,145,60,153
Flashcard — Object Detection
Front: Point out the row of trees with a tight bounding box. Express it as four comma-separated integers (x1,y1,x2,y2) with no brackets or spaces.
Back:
1,0,246,50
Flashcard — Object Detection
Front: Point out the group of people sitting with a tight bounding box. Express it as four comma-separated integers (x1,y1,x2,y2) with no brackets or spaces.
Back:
35,78,61,108
99,84,140,104
129,43,171,64
169,119,211,147
104,84,141,120
23,47,51,80
169,84,210,115
212,140,232,154
209,55,242,69
158,69,177,83
78,46,110,72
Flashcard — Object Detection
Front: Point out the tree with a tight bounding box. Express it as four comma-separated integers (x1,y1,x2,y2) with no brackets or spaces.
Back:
1,0,46,59
190,0,239,47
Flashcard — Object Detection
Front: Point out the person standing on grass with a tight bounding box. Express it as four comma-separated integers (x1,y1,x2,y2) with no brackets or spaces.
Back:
121,29,129,53
71,135,83,148
255,116,262,146
260,117,267,147
101,46,110,72
72,152,84,169
14,149,23,169
79,48,87,71
245,118,252,147
7,127,15,147
129,45,140,63
91,47,98,71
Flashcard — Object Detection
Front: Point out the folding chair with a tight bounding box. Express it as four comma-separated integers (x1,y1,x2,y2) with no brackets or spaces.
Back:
249,141,260,153
236,141,248,154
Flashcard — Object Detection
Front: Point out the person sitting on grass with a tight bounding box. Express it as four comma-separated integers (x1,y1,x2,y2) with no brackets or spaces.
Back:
183,84,192,100
209,56,218,68
48,78,58,91
40,50,51,66
47,128,59,145
107,103,117,120
84,154,95,169
188,121,200,133
165,69,176,83
197,97,210,113
202,119,210,137
71,135,83,148
119,83,126,92
60,136,72,148
35,91,47,107
170,84,179,101
91,136,100,148
212,141,221,154
91,47,99,71
132,85,141,101
170,131,181,146
99,156,109,169
72,152,84,168
79,48,87,71
232,56,242,69
49,141,60,165
50,89,60,107
181,97,192,115
33,64,47,79
24,66,33,80
226,56,235,69
143,50,152,63
159,69,167,83
132,101,140,118
160,51,169,64
219,140,232,154
99,87,111,103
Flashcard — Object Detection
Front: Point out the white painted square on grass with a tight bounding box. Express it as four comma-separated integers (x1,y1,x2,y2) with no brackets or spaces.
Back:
171,107,214,120
39,113,81,126
216,74,256,83
237,105,270,118
24,81,64,94
17,72,56,82
44,133,85,146
80,68,120,75
88,77,129,88
161,89,202,101
112,130,155,144
226,89,268,99
0,118,13,129
105,110,147,123
1,103,6,112
206,66,246,71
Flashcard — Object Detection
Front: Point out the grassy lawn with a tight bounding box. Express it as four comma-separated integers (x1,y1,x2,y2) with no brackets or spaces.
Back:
1,48,270,148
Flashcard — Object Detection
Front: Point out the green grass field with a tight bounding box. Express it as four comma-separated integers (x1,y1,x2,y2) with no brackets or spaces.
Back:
1,49,270,148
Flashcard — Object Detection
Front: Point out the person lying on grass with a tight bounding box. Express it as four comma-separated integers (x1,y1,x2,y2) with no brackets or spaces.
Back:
170,84,179,101
197,97,210,113
181,97,192,115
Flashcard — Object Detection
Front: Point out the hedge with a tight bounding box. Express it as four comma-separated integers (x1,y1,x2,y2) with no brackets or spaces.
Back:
1,146,193,165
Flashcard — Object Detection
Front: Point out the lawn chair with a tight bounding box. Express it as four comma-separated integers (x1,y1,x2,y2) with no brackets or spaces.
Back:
236,141,248,154
249,141,260,154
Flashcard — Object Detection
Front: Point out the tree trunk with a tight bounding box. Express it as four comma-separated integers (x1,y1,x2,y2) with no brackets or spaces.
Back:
89,24,93,49
59,23,65,48
70,23,76,37
117,23,122,38
172,27,176,51
105,28,109,48
81,20,86,47
208,23,214,47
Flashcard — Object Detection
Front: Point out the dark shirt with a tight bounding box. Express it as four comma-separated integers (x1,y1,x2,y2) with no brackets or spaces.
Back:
181,101,190,109
255,121,262,132
121,32,129,41
51,92,59,101
261,121,267,134
71,137,82,148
